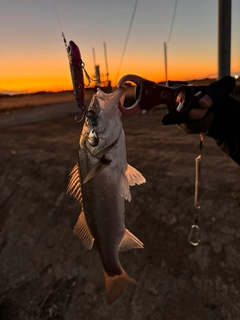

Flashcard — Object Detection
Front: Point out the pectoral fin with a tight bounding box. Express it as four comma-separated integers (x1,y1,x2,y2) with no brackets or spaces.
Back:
119,164,145,201
83,157,111,184
119,172,131,202
119,229,144,251
73,211,94,250
125,164,146,186
67,163,82,203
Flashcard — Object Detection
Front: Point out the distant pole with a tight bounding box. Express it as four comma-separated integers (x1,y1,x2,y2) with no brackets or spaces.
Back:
164,42,168,84
218,0,232,79
95,65,101,85
92,47,96,68
103,42,109,83
92,48,99,85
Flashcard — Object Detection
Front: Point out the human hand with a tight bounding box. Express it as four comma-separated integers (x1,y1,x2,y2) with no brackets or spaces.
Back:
189,94,213,120
177,94,214,134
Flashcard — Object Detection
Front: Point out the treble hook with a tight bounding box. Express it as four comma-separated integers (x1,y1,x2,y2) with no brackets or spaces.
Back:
81,62,97,87
74,114,84,123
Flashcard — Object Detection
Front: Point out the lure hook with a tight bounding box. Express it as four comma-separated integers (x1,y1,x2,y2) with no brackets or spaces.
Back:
74,114,85,123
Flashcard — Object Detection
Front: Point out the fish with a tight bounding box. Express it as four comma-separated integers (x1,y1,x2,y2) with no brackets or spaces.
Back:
67,86,146,304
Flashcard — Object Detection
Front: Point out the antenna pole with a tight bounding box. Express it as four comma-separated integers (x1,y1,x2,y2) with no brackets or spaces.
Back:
103,42,109,82
218,0,231,78
164,42,168,84
92,47,96,67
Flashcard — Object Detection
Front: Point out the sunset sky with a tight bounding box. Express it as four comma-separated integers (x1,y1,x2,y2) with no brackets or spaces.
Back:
1,0,240,94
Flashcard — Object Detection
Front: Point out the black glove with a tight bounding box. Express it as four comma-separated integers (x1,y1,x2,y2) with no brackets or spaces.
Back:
175,76,236,135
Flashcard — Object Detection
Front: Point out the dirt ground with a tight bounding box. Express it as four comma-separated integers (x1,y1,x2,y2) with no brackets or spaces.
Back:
0,98,240,319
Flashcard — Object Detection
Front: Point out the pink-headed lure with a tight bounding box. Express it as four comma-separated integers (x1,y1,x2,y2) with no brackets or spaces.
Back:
66,40,86,113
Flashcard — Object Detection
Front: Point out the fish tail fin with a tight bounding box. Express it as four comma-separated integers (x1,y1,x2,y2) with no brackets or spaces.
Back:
104,269,137,304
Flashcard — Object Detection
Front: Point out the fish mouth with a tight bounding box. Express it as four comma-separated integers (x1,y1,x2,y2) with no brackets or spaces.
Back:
85,110,98,126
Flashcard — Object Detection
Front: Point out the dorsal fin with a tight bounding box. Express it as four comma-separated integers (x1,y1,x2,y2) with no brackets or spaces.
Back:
118,229,144,251
73,211,94,250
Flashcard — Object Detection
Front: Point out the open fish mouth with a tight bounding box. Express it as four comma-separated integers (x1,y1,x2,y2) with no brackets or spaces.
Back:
85,109,98,127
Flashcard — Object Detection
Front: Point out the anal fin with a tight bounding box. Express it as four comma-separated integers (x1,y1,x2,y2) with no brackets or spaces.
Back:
118,229,144,252
73,211,94,250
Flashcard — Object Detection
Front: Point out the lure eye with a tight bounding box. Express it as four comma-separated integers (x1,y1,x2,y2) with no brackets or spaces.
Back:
67,46,71,53
88,130,99,147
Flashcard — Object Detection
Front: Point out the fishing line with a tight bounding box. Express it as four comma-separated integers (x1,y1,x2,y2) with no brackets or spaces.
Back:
166,0,178,44
52,0,63,32
115,0,139,84
51,0,96,105
52,0,68,48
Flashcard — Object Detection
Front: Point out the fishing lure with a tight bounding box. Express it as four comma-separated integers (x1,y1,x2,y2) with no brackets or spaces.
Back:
52,1,87,113
62,33,86,113
62,33,94,115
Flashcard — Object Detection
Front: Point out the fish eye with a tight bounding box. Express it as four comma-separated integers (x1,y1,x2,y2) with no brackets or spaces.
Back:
88,130,99,147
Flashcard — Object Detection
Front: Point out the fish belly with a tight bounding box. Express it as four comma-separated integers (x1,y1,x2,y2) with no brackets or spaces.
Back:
79,148,125,275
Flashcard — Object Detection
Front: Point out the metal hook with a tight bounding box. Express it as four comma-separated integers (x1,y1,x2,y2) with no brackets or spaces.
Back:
74,114,84,123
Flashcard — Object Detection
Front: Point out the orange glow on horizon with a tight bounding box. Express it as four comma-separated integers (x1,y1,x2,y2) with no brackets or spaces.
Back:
0,77,73,93
1,58,239,93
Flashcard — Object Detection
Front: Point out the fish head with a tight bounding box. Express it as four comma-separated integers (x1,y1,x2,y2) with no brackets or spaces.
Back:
80,87,126,158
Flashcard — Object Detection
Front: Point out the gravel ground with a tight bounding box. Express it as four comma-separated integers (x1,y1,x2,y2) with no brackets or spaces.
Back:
0,104,240,320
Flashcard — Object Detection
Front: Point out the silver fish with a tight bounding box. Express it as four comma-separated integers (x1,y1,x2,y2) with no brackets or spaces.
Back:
67,87,146,304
